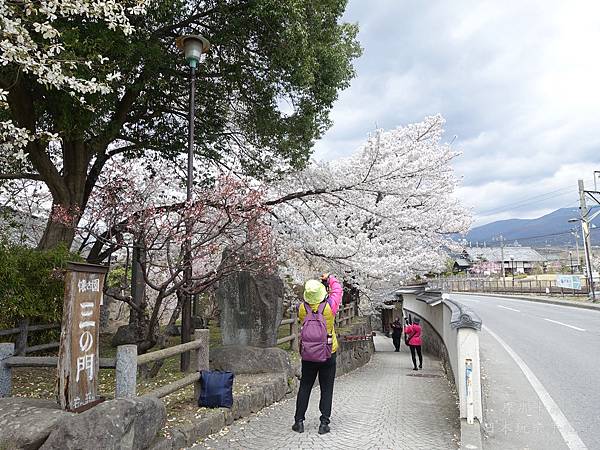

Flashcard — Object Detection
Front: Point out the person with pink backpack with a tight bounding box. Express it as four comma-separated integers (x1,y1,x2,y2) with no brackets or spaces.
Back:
292,273,343,435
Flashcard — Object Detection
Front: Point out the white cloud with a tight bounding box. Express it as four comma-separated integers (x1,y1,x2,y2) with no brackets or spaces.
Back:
314,0,600,226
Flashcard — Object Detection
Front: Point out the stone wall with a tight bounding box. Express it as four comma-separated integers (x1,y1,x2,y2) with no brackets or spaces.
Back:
335,319,376,376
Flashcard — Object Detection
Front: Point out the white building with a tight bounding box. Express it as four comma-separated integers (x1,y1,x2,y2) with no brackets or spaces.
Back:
464,246,545,274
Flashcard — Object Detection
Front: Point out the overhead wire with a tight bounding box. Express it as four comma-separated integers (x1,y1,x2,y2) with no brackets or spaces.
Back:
477,178,595,216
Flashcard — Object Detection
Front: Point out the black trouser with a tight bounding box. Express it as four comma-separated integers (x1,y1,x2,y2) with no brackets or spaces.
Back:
410,345,422,368
294,353,337,424
392,334,401,351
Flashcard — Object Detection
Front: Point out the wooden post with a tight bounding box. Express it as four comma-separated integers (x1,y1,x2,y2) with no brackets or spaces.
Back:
193,329,210,402
57,262,108,411
290,313,299,352
115,345,137,399
0,343,14,398
15,318,29,356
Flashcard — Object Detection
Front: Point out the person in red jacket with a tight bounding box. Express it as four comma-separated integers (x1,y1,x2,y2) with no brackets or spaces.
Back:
404,317,423,370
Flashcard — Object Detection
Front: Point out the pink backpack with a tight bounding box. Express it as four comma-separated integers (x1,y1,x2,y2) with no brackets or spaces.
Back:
299,301,332,362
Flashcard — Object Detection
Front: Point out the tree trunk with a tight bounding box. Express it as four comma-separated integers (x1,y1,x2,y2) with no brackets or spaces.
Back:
33,139,105,251
37,209,78,250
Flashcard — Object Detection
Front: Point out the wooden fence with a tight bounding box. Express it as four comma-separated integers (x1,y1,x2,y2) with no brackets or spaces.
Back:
2,303,358,400
429,278,590,296
0,320,60,355
0,330,210,401
276,302,357,351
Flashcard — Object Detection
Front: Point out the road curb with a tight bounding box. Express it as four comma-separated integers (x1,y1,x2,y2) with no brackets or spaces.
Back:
460,418,484,449
452,292,600,312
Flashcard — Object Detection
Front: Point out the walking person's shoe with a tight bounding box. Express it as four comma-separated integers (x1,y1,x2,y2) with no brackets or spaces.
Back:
318,422,331,435
292,420,304,433
419,364,422,369
413,367,418,371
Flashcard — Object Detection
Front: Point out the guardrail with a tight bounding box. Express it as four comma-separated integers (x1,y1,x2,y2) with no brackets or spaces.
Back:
0,320,60,355
275,302,357,351
430,278,589,296
0,330,210,401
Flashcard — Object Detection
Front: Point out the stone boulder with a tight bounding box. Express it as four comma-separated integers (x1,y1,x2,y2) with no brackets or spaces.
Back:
164,323,181,337
111,323,140,347
216,270,284,347
40,397,166,450
0,398,74,450
211,346,293,377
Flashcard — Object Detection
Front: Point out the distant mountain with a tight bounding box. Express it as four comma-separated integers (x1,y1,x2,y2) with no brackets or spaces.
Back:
463,207,600,247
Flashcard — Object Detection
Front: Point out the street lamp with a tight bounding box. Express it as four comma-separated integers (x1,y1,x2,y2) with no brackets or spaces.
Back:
569,216,597,301
177,34,210,371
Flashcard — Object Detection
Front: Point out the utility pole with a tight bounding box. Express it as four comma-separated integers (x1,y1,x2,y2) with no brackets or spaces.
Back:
499,235,506,286
579,179,596,301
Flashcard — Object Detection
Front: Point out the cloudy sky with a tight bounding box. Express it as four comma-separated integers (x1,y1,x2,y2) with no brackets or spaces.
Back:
313,0,600,226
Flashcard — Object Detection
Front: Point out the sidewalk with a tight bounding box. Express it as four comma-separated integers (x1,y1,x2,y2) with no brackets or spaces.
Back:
193,335,459,450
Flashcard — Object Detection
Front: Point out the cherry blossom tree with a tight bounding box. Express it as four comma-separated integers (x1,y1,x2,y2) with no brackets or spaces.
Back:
268,115,472,307
469,260,501,276
71,159,275,353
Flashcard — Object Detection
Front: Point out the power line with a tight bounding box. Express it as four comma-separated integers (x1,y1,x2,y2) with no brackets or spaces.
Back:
477,178,595,216
479,227,599,245
478,187,575,215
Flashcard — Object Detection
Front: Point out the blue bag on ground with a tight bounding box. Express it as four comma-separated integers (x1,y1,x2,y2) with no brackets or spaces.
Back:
198,370,234,408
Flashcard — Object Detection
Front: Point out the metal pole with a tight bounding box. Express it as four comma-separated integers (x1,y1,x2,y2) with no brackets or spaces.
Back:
500,235,506,287
579,179,596,301
570,252,573,274
181,65,197,371
575,233,581,273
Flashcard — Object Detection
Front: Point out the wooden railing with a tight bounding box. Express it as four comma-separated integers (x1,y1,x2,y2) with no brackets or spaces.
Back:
0,329,209,401
276,314,299,351
0,321,60,355
335,303,356,327
276,302,357,351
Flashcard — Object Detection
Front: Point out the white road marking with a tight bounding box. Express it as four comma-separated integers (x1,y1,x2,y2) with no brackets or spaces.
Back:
484,325,588,450
543,318,586,332
497,305,520,312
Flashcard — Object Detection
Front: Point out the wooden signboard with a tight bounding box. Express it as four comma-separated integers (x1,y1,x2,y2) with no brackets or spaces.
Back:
57,262,108,411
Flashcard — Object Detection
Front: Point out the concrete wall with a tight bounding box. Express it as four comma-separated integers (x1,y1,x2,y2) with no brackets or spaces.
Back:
403,293,483,423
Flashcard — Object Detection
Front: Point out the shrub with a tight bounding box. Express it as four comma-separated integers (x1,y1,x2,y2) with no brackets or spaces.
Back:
0,242,81,329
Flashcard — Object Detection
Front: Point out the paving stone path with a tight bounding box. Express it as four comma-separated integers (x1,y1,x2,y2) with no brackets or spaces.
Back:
194,335,460,450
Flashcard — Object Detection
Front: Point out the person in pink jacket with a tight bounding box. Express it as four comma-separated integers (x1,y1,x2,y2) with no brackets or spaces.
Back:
404,317,423,370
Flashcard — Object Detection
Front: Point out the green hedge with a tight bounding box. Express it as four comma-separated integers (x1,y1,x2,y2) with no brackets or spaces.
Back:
0,243,80,329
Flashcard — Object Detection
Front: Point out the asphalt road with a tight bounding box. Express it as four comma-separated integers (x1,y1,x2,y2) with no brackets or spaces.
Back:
453,294,600,450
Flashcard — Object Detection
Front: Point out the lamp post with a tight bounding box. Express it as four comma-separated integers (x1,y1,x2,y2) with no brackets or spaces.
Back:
177,34,210,371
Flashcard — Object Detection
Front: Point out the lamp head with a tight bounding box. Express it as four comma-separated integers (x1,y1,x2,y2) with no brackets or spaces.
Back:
176,35,210,68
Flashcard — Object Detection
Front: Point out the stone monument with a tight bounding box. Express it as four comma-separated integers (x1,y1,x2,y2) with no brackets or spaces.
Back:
216,271,284,347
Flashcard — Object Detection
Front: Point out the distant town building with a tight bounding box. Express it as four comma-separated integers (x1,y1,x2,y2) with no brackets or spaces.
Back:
450,246,546,274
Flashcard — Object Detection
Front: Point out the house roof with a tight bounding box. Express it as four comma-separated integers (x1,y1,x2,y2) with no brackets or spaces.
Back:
454,258,471,267
465,247,545,262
